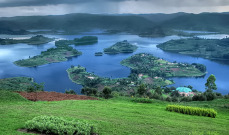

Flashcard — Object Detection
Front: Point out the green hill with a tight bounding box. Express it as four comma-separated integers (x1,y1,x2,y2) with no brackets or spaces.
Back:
0,90,228,135
0,13,162,36
162,13,229,33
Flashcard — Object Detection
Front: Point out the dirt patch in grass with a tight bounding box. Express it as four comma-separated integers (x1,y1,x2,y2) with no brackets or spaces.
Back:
16,91,98,101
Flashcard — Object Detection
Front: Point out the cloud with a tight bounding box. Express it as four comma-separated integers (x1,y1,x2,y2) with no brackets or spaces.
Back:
1,0,229,7
0,0,228,17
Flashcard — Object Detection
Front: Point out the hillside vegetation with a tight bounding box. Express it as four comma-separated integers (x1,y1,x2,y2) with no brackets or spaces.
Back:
162,13,229,33
0,14,163,36
0,90,228,135
157,37,229,60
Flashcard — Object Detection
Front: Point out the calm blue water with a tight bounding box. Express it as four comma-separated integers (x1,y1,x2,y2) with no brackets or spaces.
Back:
0,34,229,94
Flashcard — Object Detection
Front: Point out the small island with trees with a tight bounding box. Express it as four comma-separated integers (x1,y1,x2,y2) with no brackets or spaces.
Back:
104,40,138,54
157,37,229,60
0,35,54,45
55,36,98,46
14,44,82,67
95,52,103,56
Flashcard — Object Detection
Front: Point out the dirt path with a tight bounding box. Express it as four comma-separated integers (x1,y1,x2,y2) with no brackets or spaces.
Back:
17,91,98,101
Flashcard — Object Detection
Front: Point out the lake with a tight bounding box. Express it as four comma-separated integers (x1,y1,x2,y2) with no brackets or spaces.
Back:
0,33,229,94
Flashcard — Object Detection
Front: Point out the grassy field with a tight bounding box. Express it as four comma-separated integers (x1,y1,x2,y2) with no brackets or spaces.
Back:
0,90,228,135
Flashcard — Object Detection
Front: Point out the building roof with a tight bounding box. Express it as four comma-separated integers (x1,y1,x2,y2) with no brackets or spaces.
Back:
176,87,192,93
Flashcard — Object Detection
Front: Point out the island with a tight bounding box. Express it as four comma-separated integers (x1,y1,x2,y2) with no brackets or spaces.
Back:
74,36,98,45
95,52,103,56
14,45,82,67
157,37,229,60
121,53,206,78
0,35,54,45
55,36,98,47
104,40,138,54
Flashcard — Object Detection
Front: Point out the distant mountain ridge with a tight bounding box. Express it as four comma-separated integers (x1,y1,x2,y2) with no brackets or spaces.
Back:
0,12,229,35
0,13,159,36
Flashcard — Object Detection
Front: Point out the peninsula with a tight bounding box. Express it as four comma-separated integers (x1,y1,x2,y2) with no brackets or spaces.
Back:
121,53,206,78
67,53,206,92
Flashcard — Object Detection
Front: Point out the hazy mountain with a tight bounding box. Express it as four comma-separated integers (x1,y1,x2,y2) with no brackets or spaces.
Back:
0,13,161,36
162,13,229,33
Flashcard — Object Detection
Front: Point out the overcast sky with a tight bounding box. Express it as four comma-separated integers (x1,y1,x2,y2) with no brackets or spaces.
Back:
0,0,228,17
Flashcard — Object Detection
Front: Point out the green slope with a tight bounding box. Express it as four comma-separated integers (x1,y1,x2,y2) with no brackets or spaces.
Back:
0,13,160,36
162,13,229,33
0,91,228,135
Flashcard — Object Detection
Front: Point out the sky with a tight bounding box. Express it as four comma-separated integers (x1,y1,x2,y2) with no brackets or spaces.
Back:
0,0,229,17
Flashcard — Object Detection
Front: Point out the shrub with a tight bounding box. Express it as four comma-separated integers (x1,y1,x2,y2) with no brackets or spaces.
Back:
192,94,207,101
224,94,229,99
152,93,161,100
204,92,216,101
131,97,153,103
102,87,112,99
26,82,44,92
65,89,76,95
171,97,179,102
81,87,98,96
180,97,192,102
165,97,172,102
111,91,120,97
25,116,97,135
166,105,217,118
137,84,147,96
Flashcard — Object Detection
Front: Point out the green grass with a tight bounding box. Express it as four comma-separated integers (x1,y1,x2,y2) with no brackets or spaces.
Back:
0,91,228,135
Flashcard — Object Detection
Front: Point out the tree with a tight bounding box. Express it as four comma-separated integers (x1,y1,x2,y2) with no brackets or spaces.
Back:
205,74,217,92
155,87,162,95
137,84,147,96
102,87,112,99
81,87,97,96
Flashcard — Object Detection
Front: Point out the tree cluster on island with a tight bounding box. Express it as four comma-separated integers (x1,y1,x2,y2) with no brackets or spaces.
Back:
104,40,138,54
55,36,98,47
0,35,54,45
13,36,98,67
157,37,229,61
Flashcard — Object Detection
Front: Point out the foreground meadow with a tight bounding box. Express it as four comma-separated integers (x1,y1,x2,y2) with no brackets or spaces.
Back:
0,91,228,135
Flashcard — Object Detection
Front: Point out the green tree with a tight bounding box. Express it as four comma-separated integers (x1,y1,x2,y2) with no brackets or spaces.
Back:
155,87,162,95
205,74,217,92
102,87,112,99
81,87,97,96
137,84,147,96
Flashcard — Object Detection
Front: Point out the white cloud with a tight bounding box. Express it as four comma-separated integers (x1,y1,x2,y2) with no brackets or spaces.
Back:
0,0,228,17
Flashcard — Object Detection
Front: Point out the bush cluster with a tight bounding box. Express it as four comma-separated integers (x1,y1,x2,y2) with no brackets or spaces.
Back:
166,105,217,118
131,97,153,103
25,116,97,135
65,89,76,95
